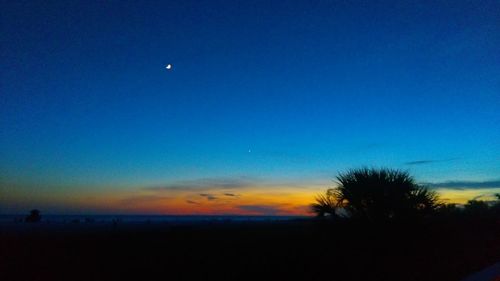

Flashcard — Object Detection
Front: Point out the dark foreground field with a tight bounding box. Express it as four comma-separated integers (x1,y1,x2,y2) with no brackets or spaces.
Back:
1,219,499,281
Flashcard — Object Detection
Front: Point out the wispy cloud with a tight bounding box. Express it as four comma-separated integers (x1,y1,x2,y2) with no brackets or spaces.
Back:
424,180,500,190
199,193,218,200
404,158,459,165
472,194,486,201
186,200,200,205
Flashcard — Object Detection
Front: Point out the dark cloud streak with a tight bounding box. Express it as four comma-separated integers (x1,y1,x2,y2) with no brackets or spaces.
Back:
199,193,218,200
404,158,459,165
224,193,238,197
424,180,500,190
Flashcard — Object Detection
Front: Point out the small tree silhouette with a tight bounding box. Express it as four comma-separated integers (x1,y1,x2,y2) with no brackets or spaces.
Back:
25,209,41,223
463,200,490,217
316,168,439,221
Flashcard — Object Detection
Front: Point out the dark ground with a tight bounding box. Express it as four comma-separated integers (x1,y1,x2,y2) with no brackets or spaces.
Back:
1,219,499,281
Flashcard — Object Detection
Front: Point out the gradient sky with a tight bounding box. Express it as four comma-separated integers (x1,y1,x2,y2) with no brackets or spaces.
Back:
1,0,499,215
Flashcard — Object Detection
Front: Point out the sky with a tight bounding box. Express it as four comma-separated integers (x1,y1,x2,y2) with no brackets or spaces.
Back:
1,0,499,215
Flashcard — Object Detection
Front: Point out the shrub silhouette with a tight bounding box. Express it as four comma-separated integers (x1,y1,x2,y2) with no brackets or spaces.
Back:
315,168,439,221
25,209,41,223
436,203,461,218
492,193,500,216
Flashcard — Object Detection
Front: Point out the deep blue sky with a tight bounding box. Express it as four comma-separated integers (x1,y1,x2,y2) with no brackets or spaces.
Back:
1,1,499,213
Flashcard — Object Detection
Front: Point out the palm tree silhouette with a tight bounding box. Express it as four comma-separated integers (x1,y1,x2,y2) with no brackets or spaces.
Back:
310,189,337,218
314,168,439,221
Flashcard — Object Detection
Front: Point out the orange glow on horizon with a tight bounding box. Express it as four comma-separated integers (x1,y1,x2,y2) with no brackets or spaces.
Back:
436,188,499,205
104,186,320,215
3,184,498,215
